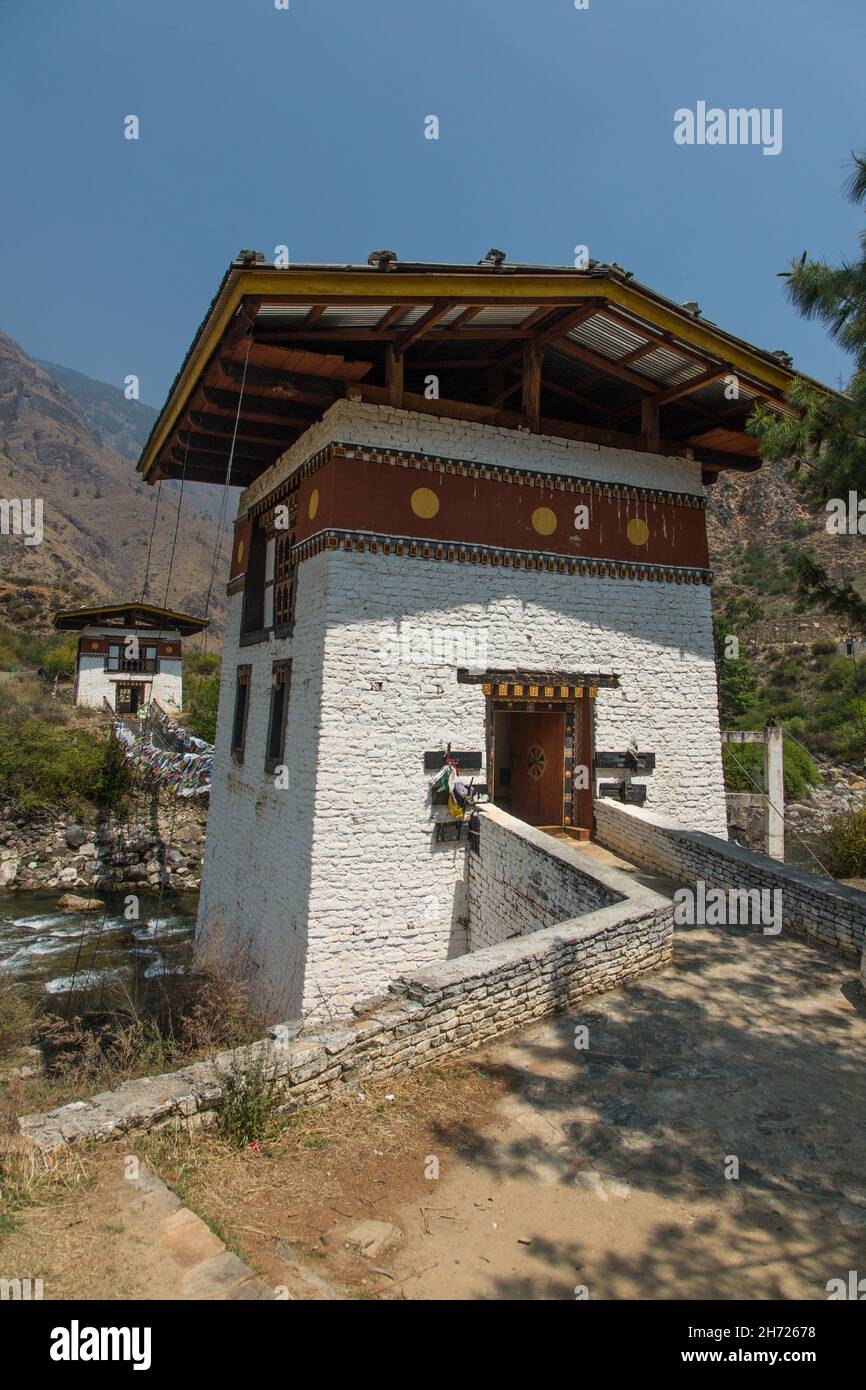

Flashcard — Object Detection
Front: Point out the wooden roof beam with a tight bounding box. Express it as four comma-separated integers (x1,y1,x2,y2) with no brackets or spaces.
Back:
226,296,263,346
393,300,458,354
218,357,344,402
164,448,262,482
298,304,327,329
614,368,732,424
551,335,660,391
188,411,307,444
540,375,619,423
374,304,411,332
201,386,318,424
177,430,279,463
449,305,485,330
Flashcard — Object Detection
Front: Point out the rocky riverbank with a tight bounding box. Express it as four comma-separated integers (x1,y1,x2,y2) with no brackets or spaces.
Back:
0,796,208,895
786,756,866,836
727,755,866,863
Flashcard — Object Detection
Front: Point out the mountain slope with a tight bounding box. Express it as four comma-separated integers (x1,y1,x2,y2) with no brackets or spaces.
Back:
707,458,865,641
35,360,231,528
0,330,230,638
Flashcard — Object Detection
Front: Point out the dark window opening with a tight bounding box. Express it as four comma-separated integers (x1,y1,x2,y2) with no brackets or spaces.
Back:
241,523,268,634
265,660,292,772
231,665,251,762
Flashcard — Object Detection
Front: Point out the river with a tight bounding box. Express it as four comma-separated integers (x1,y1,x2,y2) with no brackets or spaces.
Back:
0,890,197,1013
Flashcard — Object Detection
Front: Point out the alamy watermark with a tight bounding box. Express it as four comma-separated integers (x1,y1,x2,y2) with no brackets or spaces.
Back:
378,620,488,670
673,880,782,934
674,102,782,157
826,492,866,534
0,497,43,546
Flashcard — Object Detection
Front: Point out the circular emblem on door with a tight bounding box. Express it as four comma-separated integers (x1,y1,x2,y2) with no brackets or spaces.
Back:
527,744,546,780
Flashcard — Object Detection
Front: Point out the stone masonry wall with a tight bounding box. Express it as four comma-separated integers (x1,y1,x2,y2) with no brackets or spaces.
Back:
595,798,866,960
198,399,725,1021
467,804,623,950
20,839,673,1151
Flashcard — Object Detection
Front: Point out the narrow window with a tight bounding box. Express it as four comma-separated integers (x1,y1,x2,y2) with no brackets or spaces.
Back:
231,665,252,762
265,660,291,772
107,643,120,672
241,522,267,636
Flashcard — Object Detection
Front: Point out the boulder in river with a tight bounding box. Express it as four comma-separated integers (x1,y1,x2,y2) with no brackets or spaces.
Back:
57,893,106,911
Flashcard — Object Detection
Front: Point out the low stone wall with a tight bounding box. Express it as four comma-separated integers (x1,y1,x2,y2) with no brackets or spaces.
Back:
19,818,673,1151
595,798,866,960
467,805,624,950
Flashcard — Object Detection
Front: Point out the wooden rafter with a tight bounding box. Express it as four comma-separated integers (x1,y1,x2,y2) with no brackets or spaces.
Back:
218,358,344,401
177,430,277,462
551,335,661,391
188,412,305,444
392,300,457,353
168,444,264,476
200,386,317,424
449,305,485,330
375,304,410,332
298,304,326,329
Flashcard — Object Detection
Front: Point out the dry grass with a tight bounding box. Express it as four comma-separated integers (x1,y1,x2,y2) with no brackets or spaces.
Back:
141,1058,509,1291
0,972,37,1060
7,941,270,1121
0,1072,91,1222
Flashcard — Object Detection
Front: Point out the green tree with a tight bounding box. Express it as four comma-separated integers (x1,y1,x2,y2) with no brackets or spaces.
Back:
713,599,762,723
185,671,219,744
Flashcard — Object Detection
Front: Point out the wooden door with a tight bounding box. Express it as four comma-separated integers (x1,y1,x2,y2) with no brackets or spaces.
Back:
508,712,564,826
115,684,145,714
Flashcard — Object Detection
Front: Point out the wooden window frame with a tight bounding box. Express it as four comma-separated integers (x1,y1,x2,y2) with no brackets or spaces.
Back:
264,659,292,774
272,529,296,634
231,664,252,764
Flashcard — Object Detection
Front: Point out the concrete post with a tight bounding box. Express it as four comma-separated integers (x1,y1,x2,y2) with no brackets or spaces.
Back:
764,719,784,862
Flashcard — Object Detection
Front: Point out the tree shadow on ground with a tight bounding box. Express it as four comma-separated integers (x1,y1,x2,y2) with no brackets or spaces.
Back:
420,924,866,1299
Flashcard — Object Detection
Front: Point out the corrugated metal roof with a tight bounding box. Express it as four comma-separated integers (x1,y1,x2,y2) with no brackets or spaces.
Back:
568,314,646,358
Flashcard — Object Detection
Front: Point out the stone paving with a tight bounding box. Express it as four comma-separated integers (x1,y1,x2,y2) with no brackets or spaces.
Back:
121,1166,276,1300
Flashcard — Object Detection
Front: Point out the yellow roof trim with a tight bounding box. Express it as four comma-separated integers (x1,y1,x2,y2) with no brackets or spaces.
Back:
140,269,798,480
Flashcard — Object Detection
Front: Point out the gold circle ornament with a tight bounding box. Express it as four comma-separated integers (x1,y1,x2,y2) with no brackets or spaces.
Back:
531,506,557,536
626,517,650,547
410,487,440,519
308,488,320,520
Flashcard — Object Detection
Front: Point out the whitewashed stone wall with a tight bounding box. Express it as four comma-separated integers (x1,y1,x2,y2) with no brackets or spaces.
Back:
74,625,183,711
198,402,726,1021
596,798,866,959
467,805,623,949
195,564,323,1021
243,398,706,511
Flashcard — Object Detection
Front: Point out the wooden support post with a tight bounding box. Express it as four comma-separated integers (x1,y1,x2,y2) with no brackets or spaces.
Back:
522,342,542,432
641,397,660,452
763,719,784,862
386,345,404,406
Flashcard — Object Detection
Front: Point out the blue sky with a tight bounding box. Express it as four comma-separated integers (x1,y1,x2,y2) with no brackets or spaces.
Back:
0,0,862,406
